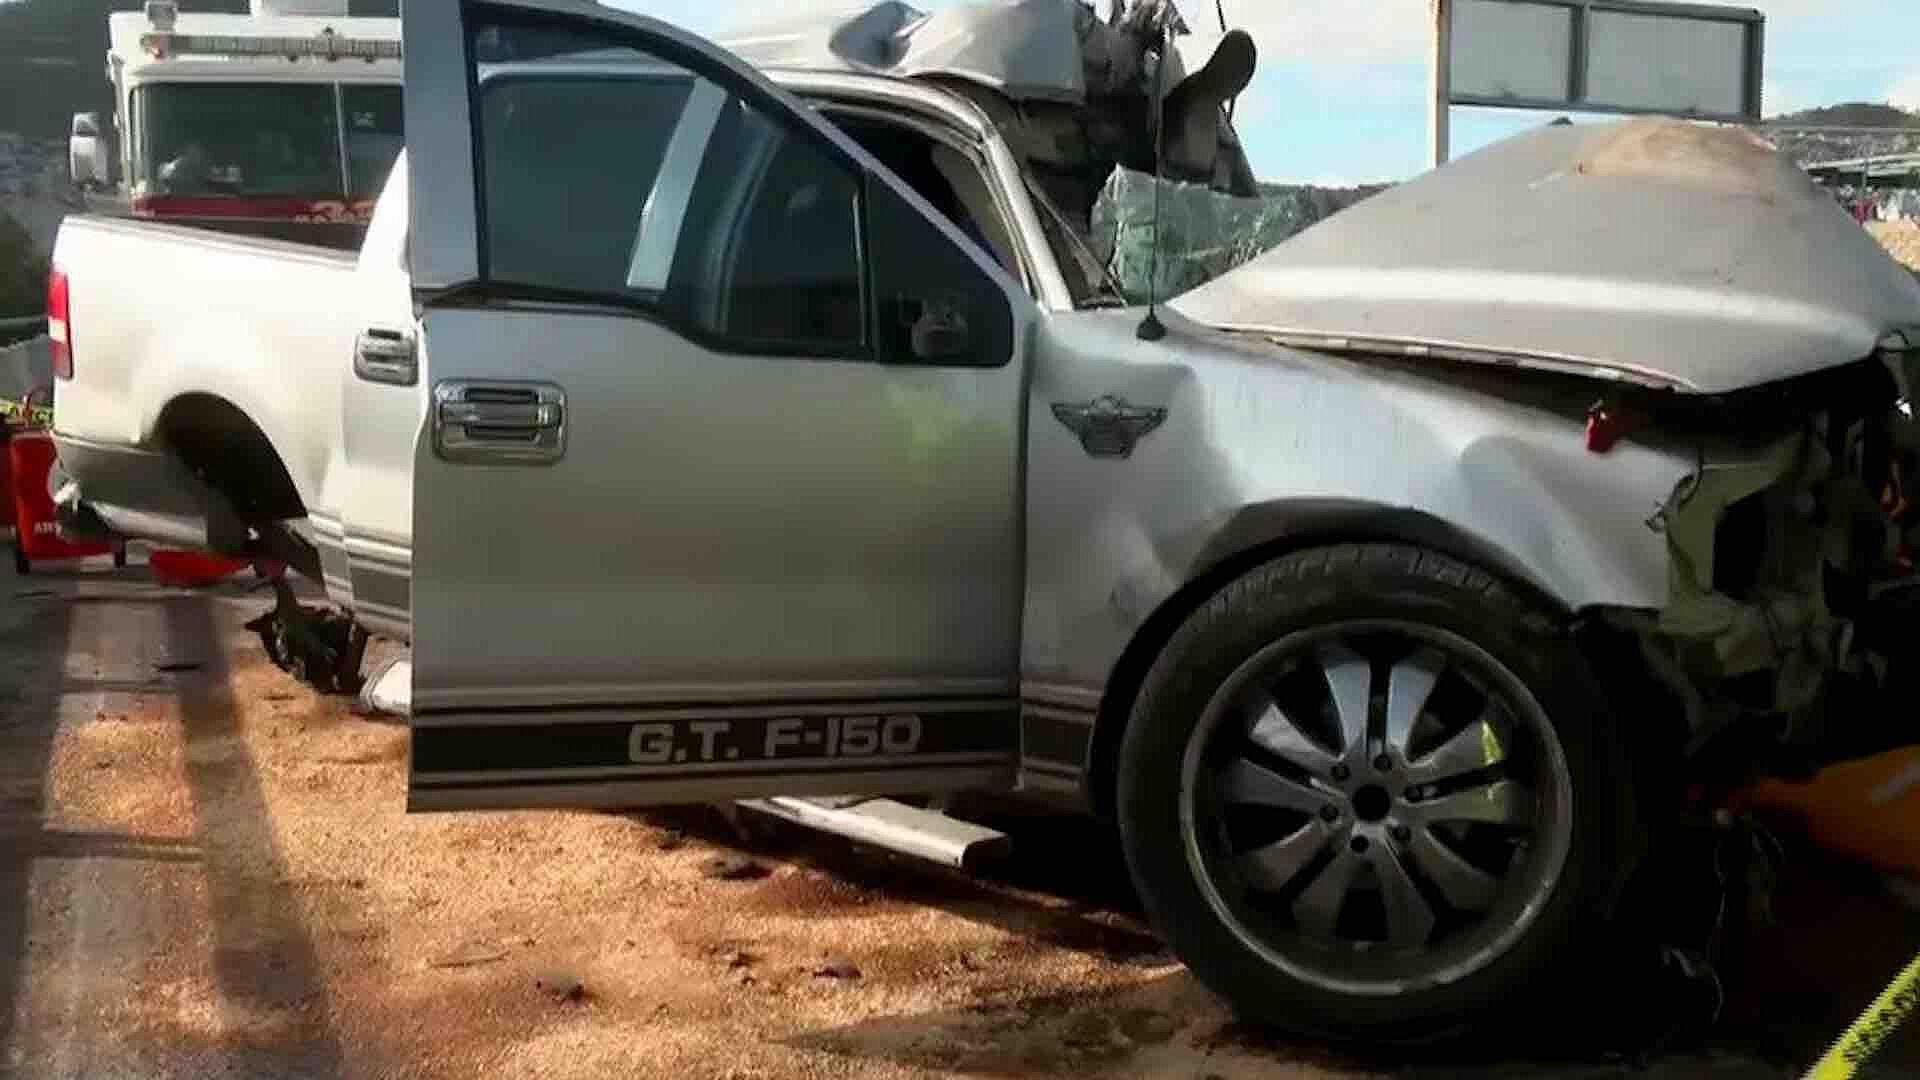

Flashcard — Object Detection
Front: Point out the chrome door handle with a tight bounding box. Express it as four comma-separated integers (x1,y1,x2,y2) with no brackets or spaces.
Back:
432,380,566,464
354,328,417,386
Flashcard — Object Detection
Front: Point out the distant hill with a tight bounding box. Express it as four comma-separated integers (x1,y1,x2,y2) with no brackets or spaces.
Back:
1766,102,1920,167
0,1,398,141
1772,103,1920,130
0,1,250,141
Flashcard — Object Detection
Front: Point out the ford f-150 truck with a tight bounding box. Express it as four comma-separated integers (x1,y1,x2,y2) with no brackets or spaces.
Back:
45,0,1920,1045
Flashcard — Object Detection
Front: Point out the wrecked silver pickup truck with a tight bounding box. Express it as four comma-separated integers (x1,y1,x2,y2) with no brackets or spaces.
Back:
49,0,1920,1044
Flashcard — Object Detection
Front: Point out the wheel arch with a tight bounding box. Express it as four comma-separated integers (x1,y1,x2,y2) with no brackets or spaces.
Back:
153,392,307,524
1081,499,1579,821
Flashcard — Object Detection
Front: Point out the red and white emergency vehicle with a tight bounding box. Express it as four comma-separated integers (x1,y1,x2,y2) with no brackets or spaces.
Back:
71,0,401,249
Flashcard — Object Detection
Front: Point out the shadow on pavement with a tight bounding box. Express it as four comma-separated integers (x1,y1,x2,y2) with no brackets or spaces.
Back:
164,595,346,1072
26,828,201,864
636,805,1167,966
0,566,73,1062
655,798,1920,1079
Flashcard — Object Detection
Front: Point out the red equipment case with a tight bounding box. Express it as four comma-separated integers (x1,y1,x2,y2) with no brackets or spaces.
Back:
9,428,122,574
0,423,14,547
149,549,248,588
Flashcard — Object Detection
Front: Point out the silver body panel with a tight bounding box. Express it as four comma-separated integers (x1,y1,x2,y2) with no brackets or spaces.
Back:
400,0,1037,807
1019,306,1695,705
409,307,1027,713
330,160,421,641
56,0,1880,812
1174,118,1920,394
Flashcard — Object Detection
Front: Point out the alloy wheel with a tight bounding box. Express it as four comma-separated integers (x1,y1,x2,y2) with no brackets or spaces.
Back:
1178,620,1574,997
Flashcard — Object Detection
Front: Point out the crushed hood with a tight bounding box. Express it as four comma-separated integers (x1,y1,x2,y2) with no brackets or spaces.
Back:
720,1,1260,215
719,0,1091,103
1172,118,1920,394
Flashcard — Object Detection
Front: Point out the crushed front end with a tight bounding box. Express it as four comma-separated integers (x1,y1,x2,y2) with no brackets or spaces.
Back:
1614,337,1920,782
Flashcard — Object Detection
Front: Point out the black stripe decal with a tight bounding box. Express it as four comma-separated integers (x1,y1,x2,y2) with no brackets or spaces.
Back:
414,692,1013,719
417,756,1012,791
1020,682,1101,711
413,706,1017,778
415,750,1007,784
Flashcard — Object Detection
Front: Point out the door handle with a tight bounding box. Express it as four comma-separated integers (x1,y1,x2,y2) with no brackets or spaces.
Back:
354,328,417,386
432,380,566,464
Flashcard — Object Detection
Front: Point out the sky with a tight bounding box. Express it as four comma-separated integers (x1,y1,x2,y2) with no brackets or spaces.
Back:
605,0,1920,185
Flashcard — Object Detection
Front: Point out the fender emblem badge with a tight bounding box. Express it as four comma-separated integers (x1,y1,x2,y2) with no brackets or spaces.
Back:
1051,396,1167,459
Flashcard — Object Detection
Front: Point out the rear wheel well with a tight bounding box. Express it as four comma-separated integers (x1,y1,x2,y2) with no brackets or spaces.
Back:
1083,519,1576,821
155,394,305,523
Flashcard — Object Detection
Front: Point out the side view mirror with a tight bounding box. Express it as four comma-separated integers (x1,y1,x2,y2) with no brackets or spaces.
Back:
69,112,107,190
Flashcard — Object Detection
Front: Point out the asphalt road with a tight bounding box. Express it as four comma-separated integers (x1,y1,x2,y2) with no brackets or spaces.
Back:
2,561,1917,1079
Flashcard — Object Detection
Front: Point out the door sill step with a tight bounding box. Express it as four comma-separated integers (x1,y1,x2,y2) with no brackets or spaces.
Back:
737,795,1010,870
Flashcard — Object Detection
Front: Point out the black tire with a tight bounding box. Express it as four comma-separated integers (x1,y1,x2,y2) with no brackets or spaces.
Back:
1116,543,1632,1046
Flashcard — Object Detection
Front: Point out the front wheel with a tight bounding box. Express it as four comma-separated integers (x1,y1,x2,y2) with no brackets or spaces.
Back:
1117,544,1631,1045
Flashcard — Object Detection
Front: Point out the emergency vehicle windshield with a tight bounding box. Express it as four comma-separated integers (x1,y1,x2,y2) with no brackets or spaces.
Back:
135,81,402,201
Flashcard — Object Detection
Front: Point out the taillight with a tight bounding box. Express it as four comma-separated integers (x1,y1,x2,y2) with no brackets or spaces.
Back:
47,266,71,380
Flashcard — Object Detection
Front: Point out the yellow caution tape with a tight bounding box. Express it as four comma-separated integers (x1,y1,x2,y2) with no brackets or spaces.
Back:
0,398,51,427
1805,951,1920,1079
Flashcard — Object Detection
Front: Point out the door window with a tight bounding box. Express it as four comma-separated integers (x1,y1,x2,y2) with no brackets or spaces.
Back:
668,98,863,352
830,113,1019,278
478,71,694,296
865,180,1014,368
471,17,863,356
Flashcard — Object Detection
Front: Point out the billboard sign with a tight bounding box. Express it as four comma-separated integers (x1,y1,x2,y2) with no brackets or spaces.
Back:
1446,0,1764,122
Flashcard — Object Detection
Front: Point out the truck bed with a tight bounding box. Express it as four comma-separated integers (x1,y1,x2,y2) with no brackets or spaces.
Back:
50,214,362,550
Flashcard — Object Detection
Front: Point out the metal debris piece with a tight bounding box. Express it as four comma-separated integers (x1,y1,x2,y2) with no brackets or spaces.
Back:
700,854,770,881
813,956,861,980
533,971,586,1003
427,944,508,969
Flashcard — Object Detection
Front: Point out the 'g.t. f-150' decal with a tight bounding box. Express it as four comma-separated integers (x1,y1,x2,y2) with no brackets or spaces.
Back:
410,702,1016,789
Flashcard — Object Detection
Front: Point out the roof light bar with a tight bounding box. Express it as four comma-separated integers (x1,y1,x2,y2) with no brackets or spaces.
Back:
140,29,401,61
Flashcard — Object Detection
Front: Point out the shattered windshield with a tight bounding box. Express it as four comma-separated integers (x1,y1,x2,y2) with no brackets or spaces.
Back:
1023,170,1129,308
1023,164,1387,309
1092,168,1388,304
